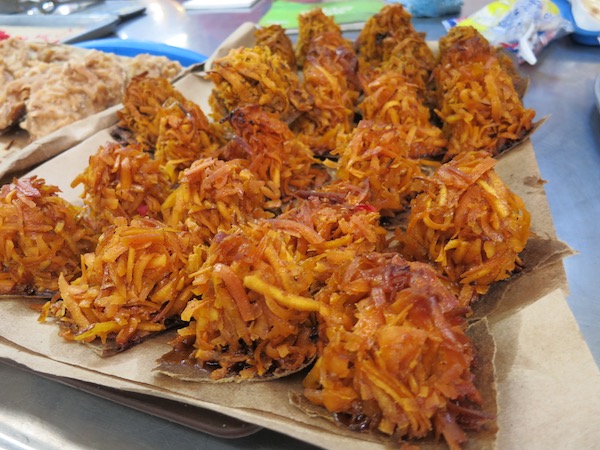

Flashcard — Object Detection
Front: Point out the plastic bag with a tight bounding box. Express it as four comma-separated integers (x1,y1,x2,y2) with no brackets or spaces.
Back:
443,0,574,64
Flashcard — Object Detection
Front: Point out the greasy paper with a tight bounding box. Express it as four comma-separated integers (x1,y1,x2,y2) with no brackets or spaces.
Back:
0,105,120,183
0,22,599,450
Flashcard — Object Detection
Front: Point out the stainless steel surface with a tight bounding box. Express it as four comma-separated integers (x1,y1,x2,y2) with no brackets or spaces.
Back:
595,73,600,114
114,0,272,58
1,357,263,440
0,361,310,450
1,1,599,449
0,0,104,15
0,0,23,14
38,1,105,16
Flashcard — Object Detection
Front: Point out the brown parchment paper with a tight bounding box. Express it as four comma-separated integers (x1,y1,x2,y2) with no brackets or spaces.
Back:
0,105,121,182
0,22,599,450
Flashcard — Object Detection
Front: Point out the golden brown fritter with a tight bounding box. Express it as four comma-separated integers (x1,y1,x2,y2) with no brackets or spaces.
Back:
166,221,319,381
354,3,415,69
358,72,446,159
42,217,193,352
332,120,426,213
304,252,488,449
295,8,343,68
154,97,225,182
221,105,322,207
254,24,297,69
292,32,360,156
160,157,271,245
72,141,171,233
434,27,535,159
400,151,531,304
116,75,188,151
0,39,181,140
207,46,310,123
0,177,96,295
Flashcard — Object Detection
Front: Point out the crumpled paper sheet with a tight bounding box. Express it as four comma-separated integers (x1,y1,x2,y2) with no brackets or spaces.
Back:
0,105,120,183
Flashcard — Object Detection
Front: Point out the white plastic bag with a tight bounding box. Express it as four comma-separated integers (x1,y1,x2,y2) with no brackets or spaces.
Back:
443,0,574,64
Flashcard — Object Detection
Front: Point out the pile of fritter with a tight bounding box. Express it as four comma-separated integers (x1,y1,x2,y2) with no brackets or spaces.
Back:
0,4,538,449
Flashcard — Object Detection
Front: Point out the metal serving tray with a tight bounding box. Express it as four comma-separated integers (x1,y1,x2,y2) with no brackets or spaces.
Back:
0,358,262,439
0,13,119,43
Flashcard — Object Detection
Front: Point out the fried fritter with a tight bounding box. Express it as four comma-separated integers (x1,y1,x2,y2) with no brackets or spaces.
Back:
274,196,388,286
332,120,426,213
72,141,171,233
292,32,360,155
438,23,526,92
354,4,415,70
358,73,446,159
207,46,310,123
221,105,323,207
0,177,96,295
434,27,535,159
160,157,271,245
254,24,297,69
2,51,125,141
303,252,489,449
377,33,436,95
400,151,531,304
295,8,343,68
116,75,188,151
154,97,225,182
41,217,193,353
162,221,319,381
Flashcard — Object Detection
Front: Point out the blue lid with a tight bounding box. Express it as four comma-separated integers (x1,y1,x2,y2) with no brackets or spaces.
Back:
73,38,207,66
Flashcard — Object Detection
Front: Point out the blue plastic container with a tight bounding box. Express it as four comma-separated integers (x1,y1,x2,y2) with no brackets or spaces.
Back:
554,0,600,46
73,38,207,66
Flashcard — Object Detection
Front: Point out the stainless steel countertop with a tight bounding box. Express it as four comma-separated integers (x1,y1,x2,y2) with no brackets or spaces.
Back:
1,1,599,449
